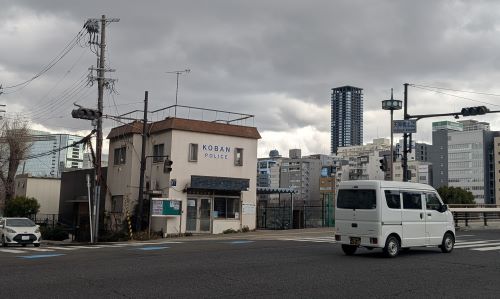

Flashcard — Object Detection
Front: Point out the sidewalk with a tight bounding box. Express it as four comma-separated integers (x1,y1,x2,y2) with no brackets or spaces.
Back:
42,227,336,246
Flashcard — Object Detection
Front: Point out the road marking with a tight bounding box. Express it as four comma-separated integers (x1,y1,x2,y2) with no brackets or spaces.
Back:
135,246,169,251
472,246,500,251
279,237,336,243
226,240,254,244
0,249,26,254
22,248,55,252
455,240,492,245
455,242,500,249
43,246,81,251
17,254,65,259
70,246,104,249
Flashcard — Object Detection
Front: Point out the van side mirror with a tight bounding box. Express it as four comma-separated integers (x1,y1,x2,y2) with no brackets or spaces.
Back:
439,204,448,213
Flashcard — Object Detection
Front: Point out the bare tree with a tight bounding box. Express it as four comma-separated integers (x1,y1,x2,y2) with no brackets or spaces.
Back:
0,118,31,209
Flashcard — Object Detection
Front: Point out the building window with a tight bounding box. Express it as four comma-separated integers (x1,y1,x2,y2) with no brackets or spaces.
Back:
234,148,243,166
114,147,126,165
213,197,240,219
111,195,124,213
153,144,164,163
189,143,198,162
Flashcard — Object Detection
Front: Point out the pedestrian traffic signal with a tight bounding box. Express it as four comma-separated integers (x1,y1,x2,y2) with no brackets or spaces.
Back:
71,107,102,120
163,158,173,173
460,106,489,117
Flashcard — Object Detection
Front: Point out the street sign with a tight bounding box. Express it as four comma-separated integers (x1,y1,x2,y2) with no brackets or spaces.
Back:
151,198,182,217
393,120,417,133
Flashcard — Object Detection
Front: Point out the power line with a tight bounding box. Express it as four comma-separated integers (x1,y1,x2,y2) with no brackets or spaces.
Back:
1,28,88,93
410,84,500,108
410,83,500,97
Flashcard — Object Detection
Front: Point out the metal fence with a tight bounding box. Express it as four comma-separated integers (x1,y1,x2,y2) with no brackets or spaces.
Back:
31,214,61,228
257,199,334,230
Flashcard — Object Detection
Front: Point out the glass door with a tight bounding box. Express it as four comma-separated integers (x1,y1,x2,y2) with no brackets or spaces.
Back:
199,198,211,232
186,197,212,233
186,198,198,232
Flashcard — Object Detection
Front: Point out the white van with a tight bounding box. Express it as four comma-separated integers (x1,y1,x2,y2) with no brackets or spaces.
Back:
335,180,455,257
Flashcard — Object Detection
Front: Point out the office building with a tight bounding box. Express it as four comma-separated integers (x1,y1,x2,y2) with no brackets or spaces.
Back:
429,121,463,188
331,86,363,154
16,131,85,178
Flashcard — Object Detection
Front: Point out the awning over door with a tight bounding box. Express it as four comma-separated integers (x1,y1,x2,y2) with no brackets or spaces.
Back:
190,175,250,191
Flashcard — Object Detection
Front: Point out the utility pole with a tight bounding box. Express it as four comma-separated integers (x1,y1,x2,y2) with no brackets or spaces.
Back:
136,91,149,232
83,15,119,242
166,69,190,117
402,83,409,182
0,104,5,120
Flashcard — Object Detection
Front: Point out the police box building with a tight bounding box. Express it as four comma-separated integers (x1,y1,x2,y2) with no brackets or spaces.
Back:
105,110,260,235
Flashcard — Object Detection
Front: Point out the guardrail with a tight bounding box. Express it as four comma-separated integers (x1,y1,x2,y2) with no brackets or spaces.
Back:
448,205,500,227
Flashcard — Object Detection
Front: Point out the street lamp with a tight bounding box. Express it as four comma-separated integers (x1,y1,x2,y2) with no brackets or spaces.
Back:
382,89,402,181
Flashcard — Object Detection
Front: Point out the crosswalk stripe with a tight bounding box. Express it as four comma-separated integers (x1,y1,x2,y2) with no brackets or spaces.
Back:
455,242,500,249
472,246,500,251
0,249,26,253
280,238,336,243
43,246,80,251
70,246,104,249
22,248,55,252
455,240,491,245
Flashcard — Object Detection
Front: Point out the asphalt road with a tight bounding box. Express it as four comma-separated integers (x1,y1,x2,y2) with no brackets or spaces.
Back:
1,229,499,298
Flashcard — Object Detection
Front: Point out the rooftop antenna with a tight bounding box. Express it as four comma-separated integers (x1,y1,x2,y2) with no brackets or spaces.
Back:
166,68,190,117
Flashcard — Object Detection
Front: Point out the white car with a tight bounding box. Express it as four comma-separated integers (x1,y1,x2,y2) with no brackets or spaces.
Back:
0,217,42,247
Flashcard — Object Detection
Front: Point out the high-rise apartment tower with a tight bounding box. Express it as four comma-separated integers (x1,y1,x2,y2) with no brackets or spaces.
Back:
331,86,363,154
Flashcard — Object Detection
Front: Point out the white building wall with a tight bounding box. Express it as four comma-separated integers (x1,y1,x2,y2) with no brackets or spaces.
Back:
14,176,61,215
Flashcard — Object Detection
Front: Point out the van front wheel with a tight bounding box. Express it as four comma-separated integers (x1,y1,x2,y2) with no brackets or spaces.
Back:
341,244,357,255
383,236,400,258
440,232,455,253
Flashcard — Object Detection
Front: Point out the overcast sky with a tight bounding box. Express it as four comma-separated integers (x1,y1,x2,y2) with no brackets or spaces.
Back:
2,0,500,158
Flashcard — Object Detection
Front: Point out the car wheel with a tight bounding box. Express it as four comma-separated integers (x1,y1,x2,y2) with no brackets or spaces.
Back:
383,236,400,258
440,232,455,253
341,244,357,255
1,236,7,247
34,243,41,247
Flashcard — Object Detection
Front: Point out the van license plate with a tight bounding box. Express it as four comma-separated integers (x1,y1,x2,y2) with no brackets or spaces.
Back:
350,237,361,246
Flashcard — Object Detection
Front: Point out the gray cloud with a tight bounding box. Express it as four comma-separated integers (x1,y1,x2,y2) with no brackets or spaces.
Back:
2,0,500,156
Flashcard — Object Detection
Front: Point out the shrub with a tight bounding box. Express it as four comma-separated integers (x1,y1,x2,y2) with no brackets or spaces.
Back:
4,196,40,217
241,226,250,233
223,228,238,234
41,226,69,241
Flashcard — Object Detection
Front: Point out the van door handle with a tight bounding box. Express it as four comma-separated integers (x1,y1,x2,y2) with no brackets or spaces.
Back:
420,213,423,219
427,213,431,217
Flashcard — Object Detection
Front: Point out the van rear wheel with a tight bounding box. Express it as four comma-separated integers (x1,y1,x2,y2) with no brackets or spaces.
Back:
440,232,454,253
341,244,357,255
383,236,400,258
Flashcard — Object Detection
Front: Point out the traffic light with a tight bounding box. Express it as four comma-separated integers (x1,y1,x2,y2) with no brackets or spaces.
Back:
379,157,388,172
163,158,173,173
460,106,489,117
71,107,102,120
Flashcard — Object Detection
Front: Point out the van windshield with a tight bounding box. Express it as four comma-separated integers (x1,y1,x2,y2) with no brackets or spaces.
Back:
337,189,376,210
